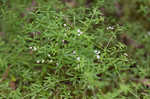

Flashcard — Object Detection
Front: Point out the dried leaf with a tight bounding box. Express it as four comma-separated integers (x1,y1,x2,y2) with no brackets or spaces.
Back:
9,81,16,90
0,65,11,83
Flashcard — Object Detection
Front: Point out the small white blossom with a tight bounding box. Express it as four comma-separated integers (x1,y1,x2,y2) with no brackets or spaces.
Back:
48,54,51,57
77,29,81,33
73,51,76,54
96,55,100,59
80,31,83,34
94,50,100,54
77,29,83,36
124,53,128,56
97,51,100,54
107,26,114,30
56,63,59,66
62,40,65,43
41,59,45,63
94,50,98,53
36,60,40,64
64,24,67,27
77,57,80,61
77,33,81,36
29,47,32,49
33,47,37,51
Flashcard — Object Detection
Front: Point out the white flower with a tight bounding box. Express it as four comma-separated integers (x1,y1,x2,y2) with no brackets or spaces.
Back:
77,57,80,61
33,47,37,51
62,40,65,43
56,63,59,66
36,60,40,64
94,50,98,53
29,47,32,49
77,33,81,36
107,26,114,30
97,51,100,54
94,50,100,54
77,29,81,33
77,29,83,36
96,55,100,59
80,31,83,34
73,51,76,54
41,59,45,63
124,53,128,56
48,54,51,57
64,24,67,27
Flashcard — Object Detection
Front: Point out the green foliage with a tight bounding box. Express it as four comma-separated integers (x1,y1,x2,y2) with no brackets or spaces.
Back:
0,0,150,98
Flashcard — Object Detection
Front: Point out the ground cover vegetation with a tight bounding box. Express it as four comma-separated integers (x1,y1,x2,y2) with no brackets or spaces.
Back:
0,0,150,98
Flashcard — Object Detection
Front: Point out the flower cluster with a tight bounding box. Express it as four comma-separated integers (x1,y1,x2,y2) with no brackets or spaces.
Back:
36,54,53,64
77,57,80,61
94,50,100,59
77,29,83,36
107,26,114,30
29,46,37,51
36,59,45,64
